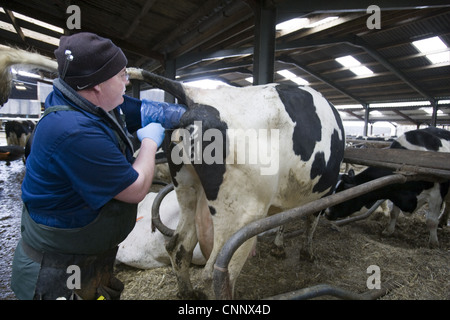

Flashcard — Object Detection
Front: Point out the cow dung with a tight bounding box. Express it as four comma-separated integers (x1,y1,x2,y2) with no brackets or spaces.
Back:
115,207,450,300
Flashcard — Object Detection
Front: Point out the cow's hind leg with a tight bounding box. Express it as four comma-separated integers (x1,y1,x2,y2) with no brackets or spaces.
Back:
165,180,206,299
426,196,442,248
204,196,268,299
438,200,449,228
382,205,401,236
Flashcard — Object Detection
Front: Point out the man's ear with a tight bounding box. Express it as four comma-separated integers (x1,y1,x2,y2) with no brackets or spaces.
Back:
91,84,102,93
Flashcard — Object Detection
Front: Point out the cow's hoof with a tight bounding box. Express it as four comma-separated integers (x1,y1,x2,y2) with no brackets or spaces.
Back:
270,245,286,259
428,241,440,249
299,247,315,262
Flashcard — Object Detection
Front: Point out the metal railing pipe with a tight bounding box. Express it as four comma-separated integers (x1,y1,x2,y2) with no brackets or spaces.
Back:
213,174,410,299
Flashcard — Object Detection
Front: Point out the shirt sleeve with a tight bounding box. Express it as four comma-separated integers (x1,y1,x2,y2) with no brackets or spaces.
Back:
51,122,139,210
118,95,142,134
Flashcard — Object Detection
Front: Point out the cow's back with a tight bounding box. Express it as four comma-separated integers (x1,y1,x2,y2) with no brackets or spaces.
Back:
391,127,450,152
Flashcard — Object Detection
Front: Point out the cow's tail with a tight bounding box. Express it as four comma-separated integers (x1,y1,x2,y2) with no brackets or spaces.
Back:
127,67,193,109
0,47,58,106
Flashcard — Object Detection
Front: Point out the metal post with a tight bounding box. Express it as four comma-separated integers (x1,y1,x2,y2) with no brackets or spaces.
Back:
363,104,369,136
431,100,438,127
253,4,276,85
131,80,140,99
164,59,176,103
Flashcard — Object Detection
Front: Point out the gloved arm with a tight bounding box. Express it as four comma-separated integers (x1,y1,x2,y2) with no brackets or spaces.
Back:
136,122,165,147
140,99,186,129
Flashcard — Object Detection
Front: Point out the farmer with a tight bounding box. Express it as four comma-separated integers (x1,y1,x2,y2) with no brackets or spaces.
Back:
11,32,185,300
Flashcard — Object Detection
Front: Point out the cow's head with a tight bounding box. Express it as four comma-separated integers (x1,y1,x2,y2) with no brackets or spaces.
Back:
325,169,366,220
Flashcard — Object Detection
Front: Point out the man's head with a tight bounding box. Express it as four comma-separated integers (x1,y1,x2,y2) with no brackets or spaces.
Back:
54,32,129,110
55,32,127,90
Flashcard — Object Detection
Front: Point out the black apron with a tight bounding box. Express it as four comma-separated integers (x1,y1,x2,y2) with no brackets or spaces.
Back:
21,199,137,300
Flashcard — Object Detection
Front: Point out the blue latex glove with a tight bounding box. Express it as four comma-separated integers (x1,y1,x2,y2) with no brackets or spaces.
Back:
137,122,165,147
140,99,186,129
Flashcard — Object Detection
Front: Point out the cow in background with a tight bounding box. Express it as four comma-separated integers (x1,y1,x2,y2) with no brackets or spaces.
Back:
327,127,450,248
5,120,35,147
116,190,206,269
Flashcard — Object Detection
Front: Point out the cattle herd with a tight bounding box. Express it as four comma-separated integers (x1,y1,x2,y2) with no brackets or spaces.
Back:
0,49,449,300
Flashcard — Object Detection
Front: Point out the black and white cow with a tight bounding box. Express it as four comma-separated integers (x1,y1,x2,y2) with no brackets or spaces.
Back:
5,120,35,147
327,127,450,248
128,68,345,299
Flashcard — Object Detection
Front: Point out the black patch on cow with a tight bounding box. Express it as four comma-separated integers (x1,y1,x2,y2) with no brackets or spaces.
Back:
169,104,228,201
275,85,321,161
311,129,345,194
403,127,447,151
389,141,407,149
165,129,183,188
208,206,216,215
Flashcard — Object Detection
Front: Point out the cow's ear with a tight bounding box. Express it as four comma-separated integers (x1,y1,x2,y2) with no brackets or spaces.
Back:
347,169,355,177
341,172,355,185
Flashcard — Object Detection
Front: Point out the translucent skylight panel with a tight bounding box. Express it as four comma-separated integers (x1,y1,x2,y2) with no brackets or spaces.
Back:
277,70,309,85
291,77,309,85
276,18,309,31
336,55,374,76
350,66,373,76
425,52,450,64
305,17,339,28
336,55,361,68
412,36,447,53
277,70,297,79
276,16,339,36
412,36,450,64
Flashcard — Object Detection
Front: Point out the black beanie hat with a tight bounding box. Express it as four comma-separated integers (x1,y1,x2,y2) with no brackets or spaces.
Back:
54,32,128,90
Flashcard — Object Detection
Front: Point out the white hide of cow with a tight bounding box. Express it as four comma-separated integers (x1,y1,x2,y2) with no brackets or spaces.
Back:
156,80,345,299
116,190,206,269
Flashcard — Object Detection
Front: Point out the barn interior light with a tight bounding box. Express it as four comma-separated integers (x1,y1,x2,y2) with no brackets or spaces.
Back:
277,70,309,85
15,85,27,90
335,55,374,76
412,36,450,64
370,110,383,116
420,107,444,116
305,16,339,28
349,66,373,76
276,16,339,36
370,101,430,108
276,18,310,32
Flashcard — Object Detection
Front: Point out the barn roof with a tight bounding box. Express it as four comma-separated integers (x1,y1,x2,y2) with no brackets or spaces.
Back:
1,0,450,127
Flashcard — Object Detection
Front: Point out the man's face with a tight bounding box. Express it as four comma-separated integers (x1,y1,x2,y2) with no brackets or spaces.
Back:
97,68,129,111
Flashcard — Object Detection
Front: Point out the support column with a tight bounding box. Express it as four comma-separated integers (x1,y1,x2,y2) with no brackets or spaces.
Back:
164,59,176,103
253,3,276,85
131,80,140,99
363,104,369,136
430,100,438,127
